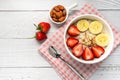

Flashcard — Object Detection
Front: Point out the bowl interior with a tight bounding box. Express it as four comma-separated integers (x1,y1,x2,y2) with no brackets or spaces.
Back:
64,14,114,64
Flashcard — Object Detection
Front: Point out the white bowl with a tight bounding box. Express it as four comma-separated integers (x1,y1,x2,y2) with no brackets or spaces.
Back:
49,3,77,24
49,5,68,24
64,14,114,64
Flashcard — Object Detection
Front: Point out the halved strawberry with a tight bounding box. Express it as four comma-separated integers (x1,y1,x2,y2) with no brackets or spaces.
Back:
72,43,83,58
82,47,94,60
91,46,105,58
66,37,79,48
67,25,80,36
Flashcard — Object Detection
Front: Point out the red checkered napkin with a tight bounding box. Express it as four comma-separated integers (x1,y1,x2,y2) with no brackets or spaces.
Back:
39,4,120,80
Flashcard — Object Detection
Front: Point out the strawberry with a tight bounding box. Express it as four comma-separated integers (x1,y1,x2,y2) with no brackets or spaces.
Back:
91,46,105,58
72,43,83,58
66,37,79,48
34,22,51,33
82,47,94,60
36,32,47,40
67,25,80,36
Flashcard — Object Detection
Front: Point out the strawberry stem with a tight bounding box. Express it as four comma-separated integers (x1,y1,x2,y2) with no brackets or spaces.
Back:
33,24,38,28
33,24,42,31
12,36,35,39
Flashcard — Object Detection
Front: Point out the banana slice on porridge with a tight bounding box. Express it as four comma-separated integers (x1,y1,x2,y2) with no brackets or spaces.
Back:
95,33,109,47
77,20,89,32
89,21,103,34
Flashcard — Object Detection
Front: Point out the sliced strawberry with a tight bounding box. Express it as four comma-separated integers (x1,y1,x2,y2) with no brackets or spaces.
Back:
36,32,47,40
91,46,105,58
72,43,83,58
67,25,80,36
66,37,79,48
82,47,94,60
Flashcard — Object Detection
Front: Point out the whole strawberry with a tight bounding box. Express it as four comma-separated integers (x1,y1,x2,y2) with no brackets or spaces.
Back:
34,22,51,41
34,22,51,33
36,32,47,40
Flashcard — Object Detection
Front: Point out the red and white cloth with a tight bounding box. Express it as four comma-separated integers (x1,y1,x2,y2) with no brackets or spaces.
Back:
39,4,120,80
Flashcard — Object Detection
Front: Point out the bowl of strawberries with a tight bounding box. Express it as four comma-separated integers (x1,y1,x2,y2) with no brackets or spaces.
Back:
64,14,114,64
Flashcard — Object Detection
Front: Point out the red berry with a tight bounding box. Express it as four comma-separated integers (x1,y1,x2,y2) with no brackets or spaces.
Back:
38,22,51,33
72,43,83,58
67,25,80,36
91,46,105,58
36,32,47,40
66,37,79,48
82,47,94,60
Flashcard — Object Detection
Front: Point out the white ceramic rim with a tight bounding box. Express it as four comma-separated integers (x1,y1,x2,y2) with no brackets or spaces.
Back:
64,14,114,64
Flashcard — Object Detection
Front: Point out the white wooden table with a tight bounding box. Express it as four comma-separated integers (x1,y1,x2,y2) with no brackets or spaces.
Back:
0,0,120,80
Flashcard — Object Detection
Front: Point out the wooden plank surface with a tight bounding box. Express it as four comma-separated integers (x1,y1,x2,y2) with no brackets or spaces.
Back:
0,0,120,10
0,68,61,80
0,0,120,80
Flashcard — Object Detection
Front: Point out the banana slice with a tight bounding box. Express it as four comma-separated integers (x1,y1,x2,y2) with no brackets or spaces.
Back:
89,21,103,34
95,33,109,47
77,20,89,32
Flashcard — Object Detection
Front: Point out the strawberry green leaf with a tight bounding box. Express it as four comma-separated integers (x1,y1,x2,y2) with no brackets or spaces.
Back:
33,24,42,31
